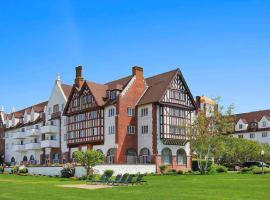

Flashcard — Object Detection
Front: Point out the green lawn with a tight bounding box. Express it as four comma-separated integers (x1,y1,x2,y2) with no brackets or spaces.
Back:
0,173,269,200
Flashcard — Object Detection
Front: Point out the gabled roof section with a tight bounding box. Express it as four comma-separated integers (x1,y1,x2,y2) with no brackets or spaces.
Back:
86,81,108,106
138,68,196,107
61,84,73,99
235,109,270,124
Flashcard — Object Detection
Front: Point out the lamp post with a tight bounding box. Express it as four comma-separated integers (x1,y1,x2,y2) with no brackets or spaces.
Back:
261,150,265,175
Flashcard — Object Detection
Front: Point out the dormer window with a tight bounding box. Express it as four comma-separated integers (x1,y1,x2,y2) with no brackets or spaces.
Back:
53,104,59,113
83,94,92,104
262,121,267,128
107,90,117,100
239,124,243,129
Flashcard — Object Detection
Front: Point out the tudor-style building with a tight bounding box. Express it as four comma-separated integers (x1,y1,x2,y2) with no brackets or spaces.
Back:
233,110,270,144
64,66,196,171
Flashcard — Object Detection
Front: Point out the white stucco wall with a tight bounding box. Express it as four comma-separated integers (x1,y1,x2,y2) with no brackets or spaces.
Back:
137,104,153,155
233,131,270,144
4,165,156,177
93,105,117,155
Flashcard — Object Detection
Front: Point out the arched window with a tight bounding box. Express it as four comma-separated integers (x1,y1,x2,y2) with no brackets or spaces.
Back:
126,148,137,164
30,155,35,161
161,148,172,165
11,157,15,164
107,148,116,164
139,148,151,164
177,149,187,165
23,156,28,162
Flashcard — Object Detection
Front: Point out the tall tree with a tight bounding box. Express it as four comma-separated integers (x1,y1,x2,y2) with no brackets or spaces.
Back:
188,99,235,174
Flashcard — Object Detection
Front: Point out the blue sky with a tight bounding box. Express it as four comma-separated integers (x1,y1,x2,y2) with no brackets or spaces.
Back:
0,0,270,114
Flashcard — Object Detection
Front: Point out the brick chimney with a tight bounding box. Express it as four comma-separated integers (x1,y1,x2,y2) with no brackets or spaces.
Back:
74,65,84,88
132,66,144,79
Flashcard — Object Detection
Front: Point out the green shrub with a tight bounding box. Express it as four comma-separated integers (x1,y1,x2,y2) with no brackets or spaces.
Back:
61,164,75,178
177,170,184,175
19,167,28,174
11,166,19,174
208,164,228,174
241,167,253,174
159,165,168,174
252,167,270,174
0,166,4,173
104,169,114,178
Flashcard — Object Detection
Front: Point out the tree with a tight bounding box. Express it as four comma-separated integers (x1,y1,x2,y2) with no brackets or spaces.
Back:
188,99,235,174
74,150,104,176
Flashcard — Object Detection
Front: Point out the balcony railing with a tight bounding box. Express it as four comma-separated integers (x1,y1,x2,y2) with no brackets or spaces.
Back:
25,143,41,150
13,144,25,151
40,125,58,134
25,128,40,137
40,140,59,148
12,132,26,139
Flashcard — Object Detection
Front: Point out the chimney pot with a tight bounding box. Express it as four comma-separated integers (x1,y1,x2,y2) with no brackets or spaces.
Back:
74,65,84,87
132,66,144,78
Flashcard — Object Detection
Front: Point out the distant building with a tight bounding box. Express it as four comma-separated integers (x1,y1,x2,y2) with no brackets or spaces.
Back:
0,109,5,162
196,96,216,116
233,110,270,144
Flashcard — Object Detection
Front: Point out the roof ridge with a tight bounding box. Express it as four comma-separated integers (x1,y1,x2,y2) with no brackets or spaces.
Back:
145,68,178,80
235,109,270,116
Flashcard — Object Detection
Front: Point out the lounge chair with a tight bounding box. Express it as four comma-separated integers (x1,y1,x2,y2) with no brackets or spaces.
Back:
108,174,122,184
88,174,107,184
112,173,129,185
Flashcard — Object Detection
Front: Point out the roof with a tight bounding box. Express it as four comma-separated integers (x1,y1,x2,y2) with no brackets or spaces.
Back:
138,69,178,105
86,81,108,106
61,84,73,98
235,109,270,124
105,76,132,90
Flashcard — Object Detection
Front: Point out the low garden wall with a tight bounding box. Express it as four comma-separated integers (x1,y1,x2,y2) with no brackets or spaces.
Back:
4,164,156,177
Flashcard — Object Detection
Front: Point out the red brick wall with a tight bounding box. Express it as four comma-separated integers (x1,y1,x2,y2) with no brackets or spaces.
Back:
115,70,147,164
155,155,192,173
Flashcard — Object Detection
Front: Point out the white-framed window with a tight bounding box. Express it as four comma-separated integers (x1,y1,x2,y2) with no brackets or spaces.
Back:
239,124,243,129
262,121,267,127
127,107,135,117
108,126,115,134
141,125,149,134
108,108,115,117
141,108,149,117
127,126,136,134
250,133,255,139
262,132,268,138
48,107,51,115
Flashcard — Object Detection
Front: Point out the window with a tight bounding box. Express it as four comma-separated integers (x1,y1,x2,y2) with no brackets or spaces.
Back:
127,126,135,134
161,148,172,165
83,94,92,104
239,124,243,129
250,133,255,139
127,107,135,116
108,126,115,134
139,148,151,164
238,134,243,139
110,91,117,100
53,104,59,113
48,107,51,115
90,111,97,119
61,104,64,111
107,148,116,164
177,149,187,165
141,125,148,134
125,148,137,164
262,132,268,138
108,108,115,117
262,121,267,128
141,108,148,116
171,90,186,101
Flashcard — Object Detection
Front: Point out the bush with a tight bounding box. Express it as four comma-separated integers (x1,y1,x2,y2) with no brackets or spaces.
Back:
241,167,253,174
19,167,28,174
159,165,168,174
252,167,270,174
61,164,75,178
177,170,184,175
11,166,19,174
208,164,228,174
104,170,114,178
0,166,4,173
192,160,213,172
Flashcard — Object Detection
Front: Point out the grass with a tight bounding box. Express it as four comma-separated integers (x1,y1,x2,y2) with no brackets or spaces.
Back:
0,173,270,200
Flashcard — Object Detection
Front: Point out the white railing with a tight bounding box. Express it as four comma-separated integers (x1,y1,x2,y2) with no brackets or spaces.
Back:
12,144,25,151
25,143,41,150
12,132,26,139
25,128,40,137
40,140,59,148
40,125,58,134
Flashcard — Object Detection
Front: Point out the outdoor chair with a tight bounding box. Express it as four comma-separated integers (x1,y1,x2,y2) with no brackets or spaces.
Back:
107,174,122,184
